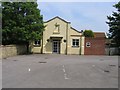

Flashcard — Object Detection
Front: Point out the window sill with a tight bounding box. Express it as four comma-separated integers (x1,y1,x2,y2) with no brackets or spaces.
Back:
72,46,79,48
33,45,41,47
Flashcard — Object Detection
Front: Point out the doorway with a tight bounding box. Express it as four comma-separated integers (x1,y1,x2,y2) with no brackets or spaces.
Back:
52,40,60,54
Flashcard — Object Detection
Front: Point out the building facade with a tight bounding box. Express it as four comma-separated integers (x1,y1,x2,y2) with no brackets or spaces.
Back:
31,16,105,55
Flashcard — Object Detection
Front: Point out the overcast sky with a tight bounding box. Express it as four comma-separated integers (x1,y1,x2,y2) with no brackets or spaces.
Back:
37,2,118,33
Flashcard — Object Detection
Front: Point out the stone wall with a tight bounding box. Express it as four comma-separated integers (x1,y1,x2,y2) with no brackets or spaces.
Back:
1,45,27,58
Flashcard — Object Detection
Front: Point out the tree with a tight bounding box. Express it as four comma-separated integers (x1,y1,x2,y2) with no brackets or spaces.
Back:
83,30,94,37
106,1,120,48
2,2,44,53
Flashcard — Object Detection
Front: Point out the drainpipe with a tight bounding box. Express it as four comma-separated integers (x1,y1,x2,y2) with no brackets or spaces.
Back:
66,23,68,55
41,31,43,54
80,30,83,55
80,36,82,55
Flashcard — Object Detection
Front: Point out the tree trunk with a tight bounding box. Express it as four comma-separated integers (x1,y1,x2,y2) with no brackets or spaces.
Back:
26,42,29,54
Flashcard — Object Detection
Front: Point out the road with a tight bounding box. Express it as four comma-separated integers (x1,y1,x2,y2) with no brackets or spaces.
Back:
2,54,118,88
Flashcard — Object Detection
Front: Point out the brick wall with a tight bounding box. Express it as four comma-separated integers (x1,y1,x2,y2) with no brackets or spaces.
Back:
84,37,105,55
1,45,27,59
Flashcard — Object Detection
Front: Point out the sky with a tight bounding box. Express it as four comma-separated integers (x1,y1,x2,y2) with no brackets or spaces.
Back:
37,2,118,33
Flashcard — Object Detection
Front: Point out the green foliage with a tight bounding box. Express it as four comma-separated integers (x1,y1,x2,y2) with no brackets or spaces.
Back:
83,30,94,37
2,2,44,45
106,1,120,47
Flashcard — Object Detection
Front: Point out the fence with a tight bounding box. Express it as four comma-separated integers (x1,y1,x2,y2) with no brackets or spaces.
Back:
105,47,119,55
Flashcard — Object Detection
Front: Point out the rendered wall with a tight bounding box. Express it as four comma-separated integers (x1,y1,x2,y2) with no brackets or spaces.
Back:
43,18,68,54
32,17,83,55
68,28,82,55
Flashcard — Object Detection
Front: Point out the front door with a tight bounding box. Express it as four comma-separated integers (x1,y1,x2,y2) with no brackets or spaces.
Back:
52,40,60,54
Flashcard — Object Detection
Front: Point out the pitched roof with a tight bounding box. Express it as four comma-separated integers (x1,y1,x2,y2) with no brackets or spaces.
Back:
94,32,106,38
71,27,81,33
44,16,71,23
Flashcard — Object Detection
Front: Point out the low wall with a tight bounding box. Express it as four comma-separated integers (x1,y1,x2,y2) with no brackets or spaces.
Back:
1,45,27,58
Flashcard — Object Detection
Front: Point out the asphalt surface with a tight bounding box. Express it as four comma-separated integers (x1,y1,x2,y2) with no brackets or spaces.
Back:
0,56,2,90
2,54,118,88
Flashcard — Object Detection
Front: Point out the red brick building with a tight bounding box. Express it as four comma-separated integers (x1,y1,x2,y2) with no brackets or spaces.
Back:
84,32,106,55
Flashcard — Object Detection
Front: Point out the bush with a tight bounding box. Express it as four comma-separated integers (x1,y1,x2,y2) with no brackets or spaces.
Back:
83,30,94,37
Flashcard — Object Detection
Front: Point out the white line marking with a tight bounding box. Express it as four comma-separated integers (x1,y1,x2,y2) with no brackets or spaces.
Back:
64,74,69,79
65,77,69,79
62,65,69,80
28,68,31,72
63,69,65,72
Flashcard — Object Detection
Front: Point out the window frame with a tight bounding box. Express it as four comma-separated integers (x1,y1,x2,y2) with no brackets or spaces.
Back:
86,42,91,47
34,40,41,46
72,39,79,47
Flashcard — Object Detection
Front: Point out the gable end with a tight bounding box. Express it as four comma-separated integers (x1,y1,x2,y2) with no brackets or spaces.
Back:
44,16,71,24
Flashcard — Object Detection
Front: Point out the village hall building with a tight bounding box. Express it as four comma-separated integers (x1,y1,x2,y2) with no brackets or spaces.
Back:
31,16,106,55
